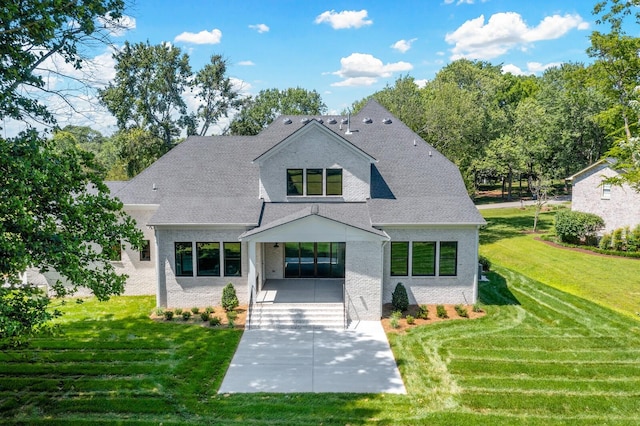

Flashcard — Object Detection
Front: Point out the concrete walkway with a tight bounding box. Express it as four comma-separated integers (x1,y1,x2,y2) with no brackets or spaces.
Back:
218,321,406,394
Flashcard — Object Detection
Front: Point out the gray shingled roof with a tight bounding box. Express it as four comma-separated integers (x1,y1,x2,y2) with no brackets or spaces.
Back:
111,100,485,227
241,202,388,238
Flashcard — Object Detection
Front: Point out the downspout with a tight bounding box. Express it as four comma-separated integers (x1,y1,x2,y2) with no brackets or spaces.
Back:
473,225,480,304
381,239,390,318
153,226,166,307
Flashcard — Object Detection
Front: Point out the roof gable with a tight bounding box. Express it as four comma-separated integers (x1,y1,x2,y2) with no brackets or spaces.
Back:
253,119,376,164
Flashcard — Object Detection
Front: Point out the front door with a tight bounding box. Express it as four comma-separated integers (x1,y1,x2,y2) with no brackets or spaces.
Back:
284,242,345,278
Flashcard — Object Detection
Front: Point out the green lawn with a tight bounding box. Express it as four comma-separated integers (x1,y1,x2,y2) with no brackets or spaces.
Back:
480,206,640,318
1,208,640,424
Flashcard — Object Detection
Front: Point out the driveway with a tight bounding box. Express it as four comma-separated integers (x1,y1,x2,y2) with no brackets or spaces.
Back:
218,322,406,394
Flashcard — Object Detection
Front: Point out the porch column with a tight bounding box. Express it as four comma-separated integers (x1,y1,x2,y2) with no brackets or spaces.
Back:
247,240,257,303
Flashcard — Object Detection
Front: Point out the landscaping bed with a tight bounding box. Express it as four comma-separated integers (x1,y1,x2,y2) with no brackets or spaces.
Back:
381,303,485,333
150,305,247,328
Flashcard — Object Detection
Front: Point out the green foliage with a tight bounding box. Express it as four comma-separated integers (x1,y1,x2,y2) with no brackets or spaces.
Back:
417,304,429,320
200,311,210,322
554,210,605,245
191,307,199,314
612,227,625,251
226,310,237,328
221,283,239,312
478,255,491,271
0,286,59,348
599,232,612,249
181,311,191,321
600,225,640,252
163,310,174,321
391,282,409,312
228,87,327,135
472,303,482,313
174,308,183,316
204,306,214,315
436,305,448,319
454,304,469,318
155,307,164,316
209,316,222,326
405,315,415,325
389,310,402,329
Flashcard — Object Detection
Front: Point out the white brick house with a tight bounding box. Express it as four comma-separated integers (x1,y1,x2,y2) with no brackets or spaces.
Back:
568,159,640,233
109,100,485,323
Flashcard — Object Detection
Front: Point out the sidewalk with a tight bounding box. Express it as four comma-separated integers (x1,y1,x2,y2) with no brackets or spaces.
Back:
475,195,571,210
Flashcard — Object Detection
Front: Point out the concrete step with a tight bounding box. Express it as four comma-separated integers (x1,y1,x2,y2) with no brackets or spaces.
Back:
249,303,345,329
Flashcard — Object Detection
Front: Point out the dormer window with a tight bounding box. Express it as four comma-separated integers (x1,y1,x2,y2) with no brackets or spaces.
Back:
287,168,343,197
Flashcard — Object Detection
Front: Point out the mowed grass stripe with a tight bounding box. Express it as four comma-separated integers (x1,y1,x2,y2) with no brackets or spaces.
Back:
0,376,163,393
460,375,640,393
0,349,172,363
448,347,640,362
0,361,175,376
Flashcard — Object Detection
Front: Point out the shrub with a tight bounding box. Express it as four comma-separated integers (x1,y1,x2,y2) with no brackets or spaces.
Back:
181,311,191,321
222,283,239,312
554,210,605,245
174,308,183,315
204,306,214,315
389,311,402,329
478,255,491,271
191,307,200,315
612,227,625,251
472,303,482,313
454,304,468,318
200,311,210,322
226,310,238,328
436,304,448,319
417,304,429,320
209,316,221,326
391,283,409,312
405,315,415,325
163,310,174,321
155,307,164,317
599,232,612,250
627,226,639,252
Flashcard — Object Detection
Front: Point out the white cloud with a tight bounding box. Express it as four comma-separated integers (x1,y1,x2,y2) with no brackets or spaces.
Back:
391,38,417,53
445,12,588,60
174,28,222,44
238,60,255,66
97,13,136,36
502,61,562,76
331,53,412,86
415,79,429,88
249,23,270,33
315,10,373,29
444,0,487,4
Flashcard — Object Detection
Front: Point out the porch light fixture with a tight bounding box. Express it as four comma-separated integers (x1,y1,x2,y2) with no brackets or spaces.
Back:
273,243,279,248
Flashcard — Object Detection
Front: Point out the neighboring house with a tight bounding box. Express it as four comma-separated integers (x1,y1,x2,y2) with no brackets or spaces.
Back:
108,100,485,322
567,158,640,233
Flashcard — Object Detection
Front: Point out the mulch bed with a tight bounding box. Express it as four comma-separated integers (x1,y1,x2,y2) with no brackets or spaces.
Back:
534,237,638,260
150,305,247,329
381,303,486,334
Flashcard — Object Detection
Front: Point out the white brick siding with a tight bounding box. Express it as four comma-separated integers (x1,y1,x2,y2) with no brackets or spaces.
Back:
381,226,479,306
258,127,371,202
571,164,640,233
345,241,383,321
155,227,249,308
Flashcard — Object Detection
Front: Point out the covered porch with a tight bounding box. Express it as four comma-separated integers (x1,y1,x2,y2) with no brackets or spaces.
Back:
255,279,344,304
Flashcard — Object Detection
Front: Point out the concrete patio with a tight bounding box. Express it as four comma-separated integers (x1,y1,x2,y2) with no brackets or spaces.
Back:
218,321,406,394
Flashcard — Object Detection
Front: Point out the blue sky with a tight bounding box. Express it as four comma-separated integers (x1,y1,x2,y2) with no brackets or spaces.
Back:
8,0,615,136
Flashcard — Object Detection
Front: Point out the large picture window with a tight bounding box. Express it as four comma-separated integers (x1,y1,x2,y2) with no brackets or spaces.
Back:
390,242,409,276
287,169,303,196
197,242,220,276
439,242,458,276
326,169,342,196
175,242,193,276
224,242,241,276
412,242,436,276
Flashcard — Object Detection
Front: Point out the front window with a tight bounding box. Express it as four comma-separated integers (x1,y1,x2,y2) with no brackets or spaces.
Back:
412,242,436,276
439,242,458,276
390,242,409,276
224,242,241,276
197,242,220,276
287,169,303,196
175,242,193,276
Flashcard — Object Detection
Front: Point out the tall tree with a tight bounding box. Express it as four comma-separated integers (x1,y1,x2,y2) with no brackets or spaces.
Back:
1,0,142,346
98,41,193,151
228,87,327,135
194,55,243,136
